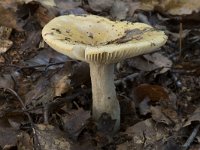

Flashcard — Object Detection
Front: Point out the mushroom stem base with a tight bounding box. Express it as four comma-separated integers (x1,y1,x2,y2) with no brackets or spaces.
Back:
90,63,120,133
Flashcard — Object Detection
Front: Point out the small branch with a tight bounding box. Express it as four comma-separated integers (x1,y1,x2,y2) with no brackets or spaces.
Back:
179,21,183,59
47,89,91,112
0,60,77,70
182,124,200,150
0,87,41,150
43,104,49,124
114,73,139,87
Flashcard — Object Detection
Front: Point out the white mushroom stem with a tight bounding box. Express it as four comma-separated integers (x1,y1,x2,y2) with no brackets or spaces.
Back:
89,63,120,132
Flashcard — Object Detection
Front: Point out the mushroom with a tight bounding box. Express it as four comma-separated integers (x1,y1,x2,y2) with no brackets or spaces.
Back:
42,14,167,132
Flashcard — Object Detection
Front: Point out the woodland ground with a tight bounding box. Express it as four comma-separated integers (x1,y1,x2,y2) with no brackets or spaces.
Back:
0,0,200,150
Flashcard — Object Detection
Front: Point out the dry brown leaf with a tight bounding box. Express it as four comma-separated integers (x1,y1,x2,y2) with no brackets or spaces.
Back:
184,107,200,127
138,97,151,116
127,56,158,71
141,0,200,16
128,1,141,16
21,31,41,52
162,107,179,124
34,3,58,27
0,74,14,89
127,52,172,74
125,119,169,149
0,40,13,54
0,1,24,31
133,84,169,103
150,106,173,125
25,78,54,107
0,26,13,54
143,52,172,74
52,73,71,96
88,0,114,12
70,62,90,88
165,29,190,42
35,124,71,150
25,48,68,70
25,68,71,107
54,0,81,13
23,0,56,7
165,0,200,15
0,56,5,63
0,26,12,39
110,1,129,20
62,108,90,140
17,131,33,150
0,118,17,148
0,1,58,31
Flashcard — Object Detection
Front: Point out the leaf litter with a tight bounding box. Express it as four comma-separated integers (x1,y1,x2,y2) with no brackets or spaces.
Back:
0,0,200,149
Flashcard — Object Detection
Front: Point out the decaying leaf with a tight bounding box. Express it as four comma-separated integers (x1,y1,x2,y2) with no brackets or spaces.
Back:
17,131,33,150
25,77,54,107
20,31,41,52
138,97,151,116
162,107,179,124
0,0,58,31
25,67,72,107
34,3,58,27
51,71,71,96
127,56,158,71
25,48,69,70
184,107,200,127
141,0,200,16
54,0,82,14
0,26,12,39
110,1,129,20
62,108,90,140
0,74,14,89
70,62,90,88
144,52,172,74
0,40,13,54
128,1,141,16
133,84,169,103
0,1,24,31
88,0,114,12
0,26,13,54
127,52,172,74
0,118,17,148
35,124,72,150
150,106,173,125
23,0,56,7
0,56,5,63
125,119,169,149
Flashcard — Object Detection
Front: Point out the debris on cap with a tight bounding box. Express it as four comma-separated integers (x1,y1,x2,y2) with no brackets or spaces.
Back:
42,14,167,64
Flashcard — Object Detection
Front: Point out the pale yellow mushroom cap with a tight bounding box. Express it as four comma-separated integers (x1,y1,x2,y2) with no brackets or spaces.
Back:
42,14,167,64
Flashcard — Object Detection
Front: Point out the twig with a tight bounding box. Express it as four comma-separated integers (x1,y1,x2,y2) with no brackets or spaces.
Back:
43,104,49,124
178,16,183,61
114,73,139,87
0,87,41,150
29,72,139,113
182,124,200,150
0,60,77,70
47,89,91,112
179,22,183,59
1,87,25,108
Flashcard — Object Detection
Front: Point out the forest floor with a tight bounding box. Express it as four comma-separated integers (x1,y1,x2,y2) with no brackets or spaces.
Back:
0,0,200,149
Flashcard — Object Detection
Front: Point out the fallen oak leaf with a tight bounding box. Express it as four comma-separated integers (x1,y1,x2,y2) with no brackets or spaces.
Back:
62,108,90,140
184,107,200,127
